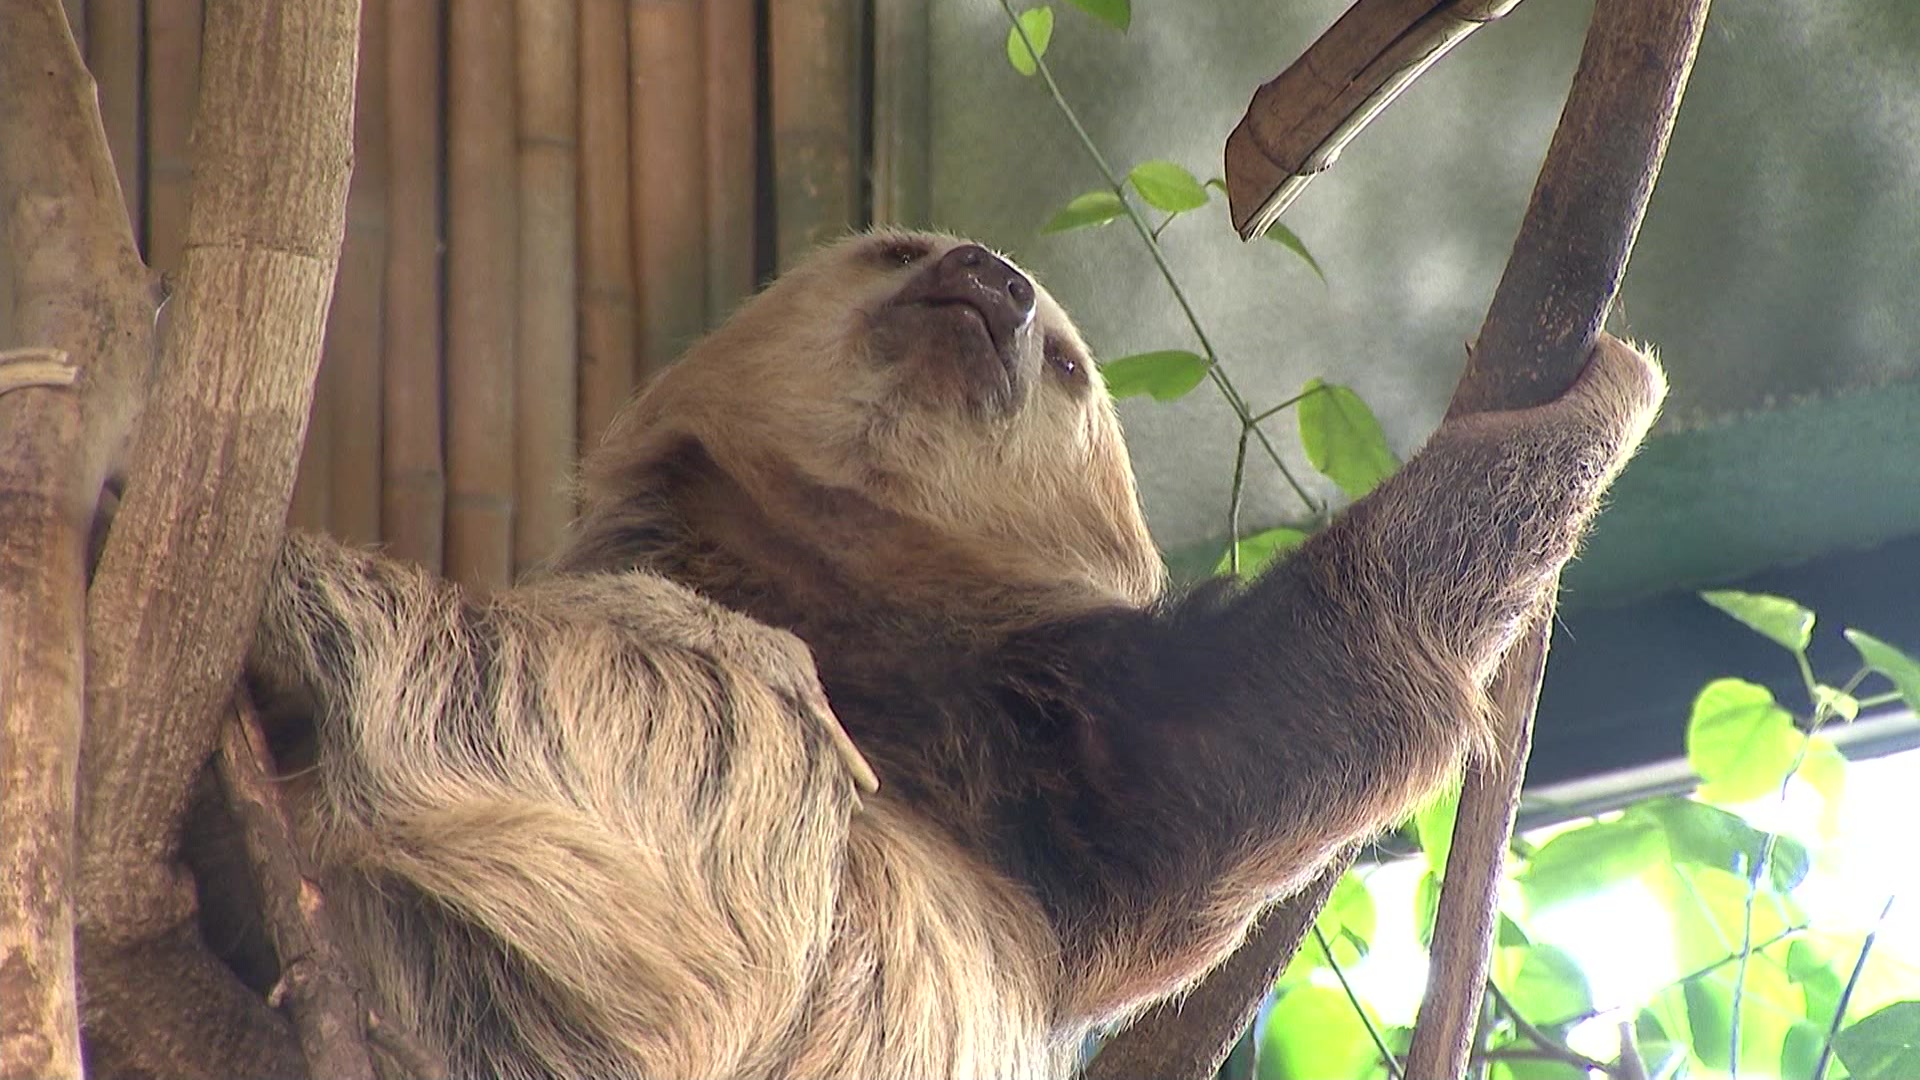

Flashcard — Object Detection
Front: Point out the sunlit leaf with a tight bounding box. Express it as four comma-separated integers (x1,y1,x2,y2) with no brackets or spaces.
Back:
1700,590,1815,654
1489,1058,1585,1080
1128,160,1211,213
1215,527,1311,578
1266,223,1327,284
1686,678,1803,805
1502,945,1593,1028
1656,865,1804,975
1297,378,1400,498
1845,629,1920,712
1831,1000,1920,1080
1812,684,1860,723
1415,869,1440,949
1099,349,1210,401
1676,961,1802,1072
1781,1020,1828,1080
1042,189,1126,233
1786,939,1845,1026
1630,797,1811,893
1005,6,1054,76
1414,781,1460,879
1258,985,1388,1080
1799,735,1847,839
1066,0,1130,31
1519,818,1665,912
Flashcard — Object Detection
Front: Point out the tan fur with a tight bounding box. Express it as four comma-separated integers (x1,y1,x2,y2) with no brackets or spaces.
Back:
237,232,1666,1079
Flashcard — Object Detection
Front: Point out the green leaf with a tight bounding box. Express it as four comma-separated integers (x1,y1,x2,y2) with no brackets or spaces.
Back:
1099,349,1210,402
1631,797,1811,893
1005,6,1054,77
1266,223,1327,284
1215,526,1311,578
1799,735,1847,839
1414,782,1460,879
1781,1020,1828,1080
1678,963,1802,1072
1128,160,1211,213
1519,819,1665,912
1686,678,1804,805
1845,629,1920,711
1502,945,1593,1029
1787,940,1846,1026
1489,1058,1586,1080
1066,0,1130,31
1701,590,1815,654
1258,985,1387,1080
1415,869,1440,949
1297,379,1400,498
1319,870,1377,953
1041,189,1126,233
1832,1000,1920,1080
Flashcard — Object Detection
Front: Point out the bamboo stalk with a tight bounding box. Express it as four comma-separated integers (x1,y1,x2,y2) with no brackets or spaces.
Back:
575,0,635,452
381,0,446,571
767,0,862,269
445,1,519,589
703,0,758,313
870,0,932,226
513,0,579,574
629,0,708,380
86,0,143,242
325,0,390,545
143,0,200,270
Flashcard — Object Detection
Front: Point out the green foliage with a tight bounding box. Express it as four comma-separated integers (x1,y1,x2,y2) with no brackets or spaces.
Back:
1846,628,1920,711
1297,379,1401,498
1834,1001,1920,1079
1042,189,1127,233
1258,985,1391,1080
1099,349,1210,401
1702,590,1816,653
1266,223,1327,284
1215,526,1310,578
1686,678,1803,804
1129,160,1211,213
1005,5,1053,76
1065,0,1131,31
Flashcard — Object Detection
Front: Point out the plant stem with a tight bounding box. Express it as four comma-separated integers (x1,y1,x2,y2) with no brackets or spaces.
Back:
1312,926,1405,1080
1485,982,1613,1075
1727,667,1867,1078
1811,893,1898,1080
999,0,1320,517
1227,427,1251,576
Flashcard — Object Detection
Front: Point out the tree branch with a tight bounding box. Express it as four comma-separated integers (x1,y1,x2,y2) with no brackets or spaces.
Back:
1407,1,1712,1075
217,696,379,1080
68,0,361,1074
0,2,163,1074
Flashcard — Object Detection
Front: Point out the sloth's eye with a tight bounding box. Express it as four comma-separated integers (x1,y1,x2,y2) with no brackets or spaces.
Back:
1044,338,1084,382
875,239,932,268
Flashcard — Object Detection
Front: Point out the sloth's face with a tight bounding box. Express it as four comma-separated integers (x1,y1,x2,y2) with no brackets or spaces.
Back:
597,230,1163,605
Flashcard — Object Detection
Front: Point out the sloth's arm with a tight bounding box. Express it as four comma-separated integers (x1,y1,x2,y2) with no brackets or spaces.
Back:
1014,338,1662,1014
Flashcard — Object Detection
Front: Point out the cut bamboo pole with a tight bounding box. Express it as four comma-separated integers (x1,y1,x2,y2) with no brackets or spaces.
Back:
381,0,446,572
630,0,709,380
87,0,143,245
325,0,391,545
870,0,932,226
446,2,519,590
703,0,758,313
768,0,862,269
513,0,579,573
575,0,635,453
143,0,200,270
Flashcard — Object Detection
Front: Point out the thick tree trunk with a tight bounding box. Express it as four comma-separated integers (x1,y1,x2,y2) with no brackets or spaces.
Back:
0,4,162,1075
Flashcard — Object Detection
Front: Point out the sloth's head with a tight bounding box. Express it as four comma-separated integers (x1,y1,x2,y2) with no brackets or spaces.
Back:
575,229,1163,615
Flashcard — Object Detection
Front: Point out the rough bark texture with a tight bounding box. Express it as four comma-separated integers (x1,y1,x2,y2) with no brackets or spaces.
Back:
0,3,160,1075
216,700,378,1080
67,0,361,1075
1406,2,1712,1075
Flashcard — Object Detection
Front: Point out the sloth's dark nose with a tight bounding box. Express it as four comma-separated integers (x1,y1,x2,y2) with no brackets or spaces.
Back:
930,244,1035,348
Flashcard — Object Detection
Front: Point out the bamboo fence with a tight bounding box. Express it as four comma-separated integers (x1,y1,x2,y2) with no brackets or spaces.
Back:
2,0,883,588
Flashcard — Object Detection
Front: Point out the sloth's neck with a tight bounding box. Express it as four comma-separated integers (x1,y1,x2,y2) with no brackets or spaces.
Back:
557,441,1049,665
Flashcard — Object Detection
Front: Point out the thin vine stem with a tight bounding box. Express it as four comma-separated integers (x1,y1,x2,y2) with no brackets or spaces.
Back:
1728,664,1869,1078
1000,0,1321,517
1551,923,1810,1031
1227,427,1251,577
1311,925,1405,1080
1811,892,1898,1080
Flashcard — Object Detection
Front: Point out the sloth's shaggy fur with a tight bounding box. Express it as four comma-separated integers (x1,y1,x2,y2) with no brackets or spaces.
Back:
242,230,1665,1079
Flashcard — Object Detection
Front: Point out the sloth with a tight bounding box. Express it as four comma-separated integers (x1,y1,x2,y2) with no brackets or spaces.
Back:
240,230,1664,1079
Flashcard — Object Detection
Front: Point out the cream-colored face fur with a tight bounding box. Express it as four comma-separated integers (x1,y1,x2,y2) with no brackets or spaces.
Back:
584,229,1165,606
